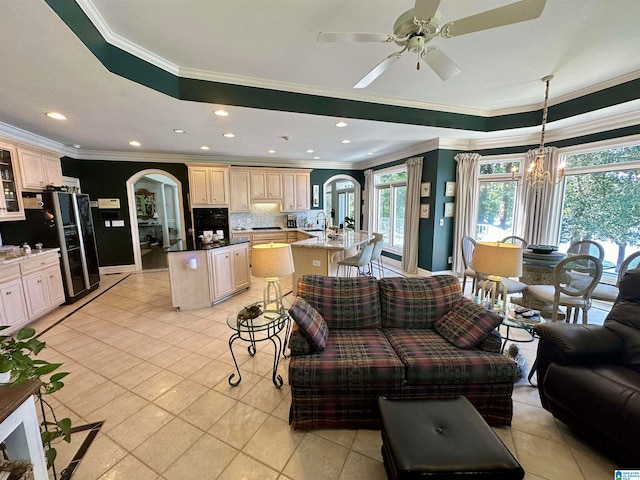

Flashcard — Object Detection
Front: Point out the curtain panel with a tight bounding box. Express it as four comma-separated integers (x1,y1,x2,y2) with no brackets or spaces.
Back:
363,169,373,233
452,153,481,276
401,156,423,274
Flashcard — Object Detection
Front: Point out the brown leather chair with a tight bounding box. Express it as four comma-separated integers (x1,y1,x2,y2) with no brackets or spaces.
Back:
534,268,640,466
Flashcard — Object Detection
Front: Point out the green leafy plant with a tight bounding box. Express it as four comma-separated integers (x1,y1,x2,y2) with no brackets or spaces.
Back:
344,216,355,230
0,327,72,469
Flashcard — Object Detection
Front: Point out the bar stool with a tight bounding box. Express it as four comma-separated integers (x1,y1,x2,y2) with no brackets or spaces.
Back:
336,244,374,277
369,233,384,277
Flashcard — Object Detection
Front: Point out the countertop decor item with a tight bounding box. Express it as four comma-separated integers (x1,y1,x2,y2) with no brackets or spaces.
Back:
528,244,558,254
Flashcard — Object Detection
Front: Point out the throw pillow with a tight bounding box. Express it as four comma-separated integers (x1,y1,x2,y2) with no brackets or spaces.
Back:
289,296,329,351
434,297,503,349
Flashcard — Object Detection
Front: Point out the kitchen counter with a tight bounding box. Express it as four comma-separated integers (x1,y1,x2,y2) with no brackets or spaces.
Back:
289,231,374,294
166,237,250,253
0,248,60,266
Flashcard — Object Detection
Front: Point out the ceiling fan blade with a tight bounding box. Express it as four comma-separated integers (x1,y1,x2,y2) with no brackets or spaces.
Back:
317,32,393,43
440,0,546,38
353,53,402,89
421,47,461,81
413,0,442,21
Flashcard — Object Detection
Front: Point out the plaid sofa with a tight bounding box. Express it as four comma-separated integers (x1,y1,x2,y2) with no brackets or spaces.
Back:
288,274,517,430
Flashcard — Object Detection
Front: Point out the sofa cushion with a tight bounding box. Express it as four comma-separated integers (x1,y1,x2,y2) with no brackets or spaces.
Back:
289,324,316,356
434,297,503,349
289,296,328,351
378,276,462,329
288,329,405,388
296,275,381,329
384,329,517,385
604,269,640,373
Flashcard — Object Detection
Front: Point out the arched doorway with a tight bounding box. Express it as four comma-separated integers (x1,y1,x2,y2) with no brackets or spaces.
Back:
323,175,361,231
126,169,186,271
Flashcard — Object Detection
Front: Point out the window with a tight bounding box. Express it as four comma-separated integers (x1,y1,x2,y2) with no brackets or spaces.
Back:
557,144,640,277
373,167,407,251
476,159,523,241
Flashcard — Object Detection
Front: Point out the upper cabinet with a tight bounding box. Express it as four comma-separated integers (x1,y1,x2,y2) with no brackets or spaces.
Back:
189,165,229,207
17,147,63,191
282,170,311,212
229,169,250,212
250,170,282,200
0,141,25,221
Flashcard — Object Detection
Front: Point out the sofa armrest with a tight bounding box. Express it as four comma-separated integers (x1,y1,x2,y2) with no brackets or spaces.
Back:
534,323,624,407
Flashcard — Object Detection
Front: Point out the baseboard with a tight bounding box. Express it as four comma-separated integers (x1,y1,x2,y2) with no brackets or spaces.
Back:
99,264,137,275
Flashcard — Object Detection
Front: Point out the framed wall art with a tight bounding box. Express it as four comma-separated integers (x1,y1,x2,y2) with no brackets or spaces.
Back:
420,204,430,219
444,202,455,218
312,185,320,207
445,181,456,197
420,182,431,197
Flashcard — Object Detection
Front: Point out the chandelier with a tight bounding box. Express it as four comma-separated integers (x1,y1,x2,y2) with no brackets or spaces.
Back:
512,75,565,189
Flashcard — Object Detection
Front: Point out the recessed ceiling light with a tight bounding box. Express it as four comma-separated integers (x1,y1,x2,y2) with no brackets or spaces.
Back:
341,139,351,144
72,144,81,149
46,112,66,120
223,133,235,138
306,149,314,153
366,151,374,155
200,146,210,150
214,109,229,117
313,156,320,160
173,129,187,134
336,121,348,128
129,140,141,147
268,149,276,154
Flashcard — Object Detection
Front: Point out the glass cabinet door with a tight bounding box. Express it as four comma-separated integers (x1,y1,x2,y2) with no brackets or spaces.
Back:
0,145,25,219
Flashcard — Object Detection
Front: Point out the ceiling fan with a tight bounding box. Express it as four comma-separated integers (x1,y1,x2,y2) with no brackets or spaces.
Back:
317,0,547,88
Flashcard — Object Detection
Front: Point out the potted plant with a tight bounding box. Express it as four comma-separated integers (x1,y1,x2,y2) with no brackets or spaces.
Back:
344,216,355,230
0,327,72,470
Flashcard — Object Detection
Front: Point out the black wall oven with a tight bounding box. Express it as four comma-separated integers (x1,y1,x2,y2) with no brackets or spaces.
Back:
191,208,230,248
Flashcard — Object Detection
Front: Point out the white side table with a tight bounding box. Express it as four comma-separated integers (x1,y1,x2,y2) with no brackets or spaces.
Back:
0,379,48,480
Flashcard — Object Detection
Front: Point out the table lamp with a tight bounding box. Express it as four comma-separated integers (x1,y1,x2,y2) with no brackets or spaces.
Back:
471,242,522,314
251,243,294,314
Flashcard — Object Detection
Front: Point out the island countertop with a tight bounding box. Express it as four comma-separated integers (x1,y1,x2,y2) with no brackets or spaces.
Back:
290,230,373,251
166,237,250,253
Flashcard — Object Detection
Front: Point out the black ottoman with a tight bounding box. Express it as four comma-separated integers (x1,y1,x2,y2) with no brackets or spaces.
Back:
379,397,524,480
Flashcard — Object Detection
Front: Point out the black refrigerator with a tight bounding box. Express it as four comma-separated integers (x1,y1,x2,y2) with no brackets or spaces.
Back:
13,192,100,303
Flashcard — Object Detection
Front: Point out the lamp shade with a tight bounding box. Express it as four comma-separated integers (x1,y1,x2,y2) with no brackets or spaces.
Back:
471,242,522,278
252,243,294,278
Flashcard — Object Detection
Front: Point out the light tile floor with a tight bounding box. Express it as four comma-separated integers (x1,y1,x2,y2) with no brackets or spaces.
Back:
29,270,619,480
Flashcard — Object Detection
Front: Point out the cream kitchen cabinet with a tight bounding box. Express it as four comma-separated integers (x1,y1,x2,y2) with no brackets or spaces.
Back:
0,142,25,221
209,243,250,301
250,170,282,200
282,170,310,211
189,165,229,207
0,263,28,329
17,147,63,191
229,169,251,212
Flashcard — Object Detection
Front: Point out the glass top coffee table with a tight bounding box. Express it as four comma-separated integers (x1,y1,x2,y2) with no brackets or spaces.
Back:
226,301,291,389
501,307,544,386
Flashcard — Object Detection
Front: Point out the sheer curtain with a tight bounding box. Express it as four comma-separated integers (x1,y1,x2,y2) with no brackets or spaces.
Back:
452,153,481,276
401,156,423,274
362,169,374,233
520,146,563,245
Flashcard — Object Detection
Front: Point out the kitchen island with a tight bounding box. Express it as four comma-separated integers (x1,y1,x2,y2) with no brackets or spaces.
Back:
290,230,374,294
166,238,251,311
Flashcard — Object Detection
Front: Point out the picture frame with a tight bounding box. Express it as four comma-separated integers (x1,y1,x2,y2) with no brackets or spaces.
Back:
420,204,430,219
312,185,320,207
444,202,455,218
445,181,456,197
420,182,431,197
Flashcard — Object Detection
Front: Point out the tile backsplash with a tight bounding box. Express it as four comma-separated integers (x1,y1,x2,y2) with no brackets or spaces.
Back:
230,204,323,230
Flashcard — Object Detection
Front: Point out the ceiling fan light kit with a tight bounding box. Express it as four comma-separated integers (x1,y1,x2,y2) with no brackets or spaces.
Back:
318,0,547,88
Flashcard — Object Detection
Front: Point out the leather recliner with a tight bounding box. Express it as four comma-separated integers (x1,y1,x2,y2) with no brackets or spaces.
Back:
534,268,640,466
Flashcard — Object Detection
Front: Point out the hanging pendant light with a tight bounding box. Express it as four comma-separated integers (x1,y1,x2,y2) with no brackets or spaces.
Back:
512,75,565,189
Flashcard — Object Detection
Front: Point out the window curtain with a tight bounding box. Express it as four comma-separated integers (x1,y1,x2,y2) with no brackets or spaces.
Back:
401,156,423,274
362,169,373,233
452,153,481,276
520,146,563,245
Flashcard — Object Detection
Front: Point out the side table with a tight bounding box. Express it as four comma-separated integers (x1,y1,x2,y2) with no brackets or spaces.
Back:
500,314,545,387
226,301,291,388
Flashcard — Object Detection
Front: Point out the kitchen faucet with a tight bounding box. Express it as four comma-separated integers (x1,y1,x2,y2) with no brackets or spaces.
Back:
316,211,326,230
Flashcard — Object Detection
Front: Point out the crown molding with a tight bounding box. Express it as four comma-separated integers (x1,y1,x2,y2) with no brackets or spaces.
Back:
0,123,70,156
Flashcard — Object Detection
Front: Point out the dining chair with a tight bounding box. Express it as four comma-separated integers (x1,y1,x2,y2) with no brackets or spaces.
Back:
526,254,603,323
567,240,605,260
591,250,640,302
368,233,385,278
461,236,477,294
337,244,374,277
501,236,528,248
